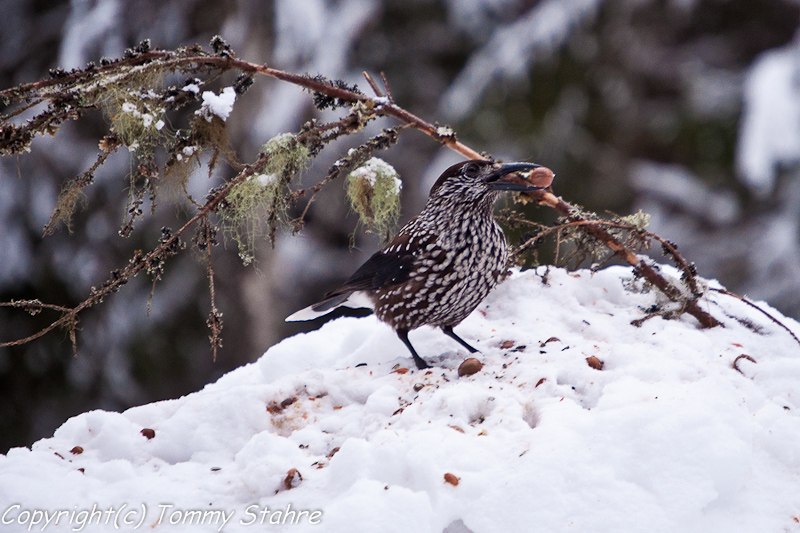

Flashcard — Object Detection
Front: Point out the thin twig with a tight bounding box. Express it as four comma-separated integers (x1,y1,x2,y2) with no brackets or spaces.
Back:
711,288,800,348
380,72,394,104
362,71,383,98
0,301,75,351
732,354,757,375
204,216,222,362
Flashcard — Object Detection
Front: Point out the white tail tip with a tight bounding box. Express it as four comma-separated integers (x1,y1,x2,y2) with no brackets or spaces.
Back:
285,292,374,322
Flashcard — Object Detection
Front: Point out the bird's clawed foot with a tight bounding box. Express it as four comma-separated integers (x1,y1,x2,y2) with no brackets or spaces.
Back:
397,329,431,370
397,327,481,370
412,354,431,370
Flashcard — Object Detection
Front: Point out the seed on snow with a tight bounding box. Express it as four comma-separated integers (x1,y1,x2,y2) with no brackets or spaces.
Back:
586,356,604,370
458,358,482,377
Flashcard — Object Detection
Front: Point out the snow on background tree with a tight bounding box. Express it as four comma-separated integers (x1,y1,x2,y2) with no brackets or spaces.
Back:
1,0,799,454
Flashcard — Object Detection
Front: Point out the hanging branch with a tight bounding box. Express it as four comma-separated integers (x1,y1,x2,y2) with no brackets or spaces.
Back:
0,36,736,359
199,216,223,362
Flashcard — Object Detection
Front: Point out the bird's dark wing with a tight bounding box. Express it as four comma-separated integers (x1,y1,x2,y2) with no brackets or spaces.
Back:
323,249,414,298
306,250,414,314
319,229,428,300
301,223,437,317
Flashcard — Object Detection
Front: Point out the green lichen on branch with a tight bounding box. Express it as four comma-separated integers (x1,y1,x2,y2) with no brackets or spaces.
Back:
93,69,169,156
217,133,310,264
346,157,402,240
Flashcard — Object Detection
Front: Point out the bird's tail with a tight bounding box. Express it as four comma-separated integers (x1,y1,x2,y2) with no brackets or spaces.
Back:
285,291,374,322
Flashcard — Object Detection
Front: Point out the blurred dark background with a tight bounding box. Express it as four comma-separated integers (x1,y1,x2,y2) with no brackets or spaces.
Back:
2,0,799,453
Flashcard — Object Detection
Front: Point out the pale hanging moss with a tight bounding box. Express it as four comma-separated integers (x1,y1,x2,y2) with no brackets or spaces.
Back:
37,63,171,235
223,173,281,265
346,157,402,240
87,66,169,155
163,143,201,194
219,133,310,265
112,98,167,154
261,133,309,178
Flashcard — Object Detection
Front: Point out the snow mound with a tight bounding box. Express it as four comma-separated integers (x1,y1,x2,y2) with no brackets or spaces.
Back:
2,266,800,532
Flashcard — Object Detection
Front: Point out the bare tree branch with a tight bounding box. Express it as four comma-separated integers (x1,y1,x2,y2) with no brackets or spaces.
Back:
2,39,744,358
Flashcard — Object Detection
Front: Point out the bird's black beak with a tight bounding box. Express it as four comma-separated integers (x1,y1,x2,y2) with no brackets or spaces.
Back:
485,163,543,191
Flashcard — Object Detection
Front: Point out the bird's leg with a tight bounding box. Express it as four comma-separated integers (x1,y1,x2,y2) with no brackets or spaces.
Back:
396,329,431,370
442,326,479,353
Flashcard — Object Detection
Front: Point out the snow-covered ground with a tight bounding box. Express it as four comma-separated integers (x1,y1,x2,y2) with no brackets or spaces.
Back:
2,265,800,533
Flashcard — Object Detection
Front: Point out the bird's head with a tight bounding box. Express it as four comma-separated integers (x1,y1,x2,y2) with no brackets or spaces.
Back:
429,160,544,202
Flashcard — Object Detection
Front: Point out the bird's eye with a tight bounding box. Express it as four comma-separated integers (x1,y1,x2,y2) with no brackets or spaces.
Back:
463,163,480,178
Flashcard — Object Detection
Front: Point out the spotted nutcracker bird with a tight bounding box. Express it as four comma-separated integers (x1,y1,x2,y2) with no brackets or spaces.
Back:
287,159,543,370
